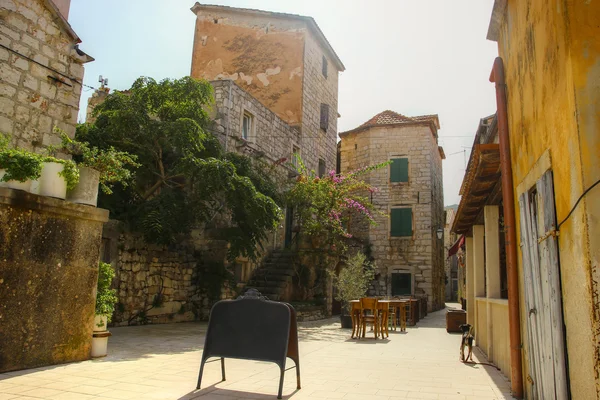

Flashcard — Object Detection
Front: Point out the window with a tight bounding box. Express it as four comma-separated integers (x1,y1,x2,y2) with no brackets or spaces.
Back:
318,159,326,178
391,273,412,296
322,55,328,78
390,157,409,183
291,145,300,168
320,103,329,132
390,207,413,237
242,112,253,140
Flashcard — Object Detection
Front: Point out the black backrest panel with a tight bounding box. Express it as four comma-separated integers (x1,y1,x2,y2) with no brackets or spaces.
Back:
203,298,291,366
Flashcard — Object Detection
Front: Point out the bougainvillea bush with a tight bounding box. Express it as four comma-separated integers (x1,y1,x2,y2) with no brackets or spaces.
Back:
286,156,389,258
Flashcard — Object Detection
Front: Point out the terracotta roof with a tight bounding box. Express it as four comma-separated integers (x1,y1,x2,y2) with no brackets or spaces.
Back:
359,110,415,127
340,110,440,138
191,3,345,71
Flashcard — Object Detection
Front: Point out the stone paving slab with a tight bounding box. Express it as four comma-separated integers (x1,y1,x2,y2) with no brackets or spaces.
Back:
0,304,514,399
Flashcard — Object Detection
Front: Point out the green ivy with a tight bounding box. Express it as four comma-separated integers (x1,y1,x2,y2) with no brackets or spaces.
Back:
96,261,118,322
0,148,44,182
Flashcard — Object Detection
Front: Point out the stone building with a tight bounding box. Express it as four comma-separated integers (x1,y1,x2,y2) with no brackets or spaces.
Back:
190,2,344,174
0,0,93,150
339,110,446,311
444,205,458,301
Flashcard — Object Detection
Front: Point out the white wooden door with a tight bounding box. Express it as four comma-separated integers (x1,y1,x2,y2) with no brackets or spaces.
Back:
519,170,568,400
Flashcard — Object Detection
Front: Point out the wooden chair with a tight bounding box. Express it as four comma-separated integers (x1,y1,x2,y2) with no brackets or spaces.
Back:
360,298,379,339
398,301,408,332
377,301,389,338
387,303,397,332
350,301,362,339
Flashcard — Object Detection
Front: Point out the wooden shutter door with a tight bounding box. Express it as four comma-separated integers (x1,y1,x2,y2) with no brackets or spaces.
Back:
535,170,568,399
519,170,568,400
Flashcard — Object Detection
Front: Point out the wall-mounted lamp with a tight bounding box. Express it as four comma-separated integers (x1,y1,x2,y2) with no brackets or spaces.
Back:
436,228,444,240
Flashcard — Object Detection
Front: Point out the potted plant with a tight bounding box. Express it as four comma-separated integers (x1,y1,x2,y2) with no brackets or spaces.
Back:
33,156,79,199
0,134,43,192
53,130,139,206
331,252,375,329
92,261,118,358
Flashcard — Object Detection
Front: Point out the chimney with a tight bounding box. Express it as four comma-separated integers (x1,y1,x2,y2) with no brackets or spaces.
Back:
51,0,71,20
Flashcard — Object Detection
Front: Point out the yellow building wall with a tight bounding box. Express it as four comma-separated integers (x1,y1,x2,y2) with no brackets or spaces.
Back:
496,1,600,398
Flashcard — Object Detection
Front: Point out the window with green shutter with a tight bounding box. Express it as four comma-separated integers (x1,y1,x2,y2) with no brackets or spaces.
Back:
390,207,413,237
390,158,409,183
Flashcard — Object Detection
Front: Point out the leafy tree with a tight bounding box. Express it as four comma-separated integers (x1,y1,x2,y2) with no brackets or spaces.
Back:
78,76,282,260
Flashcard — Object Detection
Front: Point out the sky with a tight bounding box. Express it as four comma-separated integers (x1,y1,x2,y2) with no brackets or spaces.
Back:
68,0,499,206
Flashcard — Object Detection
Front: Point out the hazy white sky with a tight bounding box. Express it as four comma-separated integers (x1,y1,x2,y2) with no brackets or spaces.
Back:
69,0,499,206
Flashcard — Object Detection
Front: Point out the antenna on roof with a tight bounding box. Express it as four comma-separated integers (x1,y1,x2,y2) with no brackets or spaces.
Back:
98,75,108,90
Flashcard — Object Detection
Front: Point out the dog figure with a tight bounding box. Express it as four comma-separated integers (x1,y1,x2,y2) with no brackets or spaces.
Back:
459,323,474,362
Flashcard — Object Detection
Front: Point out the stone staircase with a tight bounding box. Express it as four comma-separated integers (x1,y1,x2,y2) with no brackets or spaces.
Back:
246,250,296,301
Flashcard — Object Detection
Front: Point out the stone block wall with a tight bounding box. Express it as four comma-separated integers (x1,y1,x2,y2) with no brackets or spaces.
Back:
300,30,339,174
0,188,108,372
211,79,301,168
107,233,199,326
0,0,92,151
340,124,445,311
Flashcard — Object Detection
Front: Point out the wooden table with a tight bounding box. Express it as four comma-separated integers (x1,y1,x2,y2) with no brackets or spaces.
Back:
349,299,410,337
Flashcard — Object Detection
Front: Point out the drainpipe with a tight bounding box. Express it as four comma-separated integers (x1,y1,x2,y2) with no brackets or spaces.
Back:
490,57,524,399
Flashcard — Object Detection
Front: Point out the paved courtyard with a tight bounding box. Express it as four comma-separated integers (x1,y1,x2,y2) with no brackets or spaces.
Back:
0,304,513,400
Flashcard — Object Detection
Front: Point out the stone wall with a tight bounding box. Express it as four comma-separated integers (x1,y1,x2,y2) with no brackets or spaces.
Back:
102,222,248,326
0,188,108,373
300,29,339,174
340,123,445,311
294,305,327,322
211,79,300,168
429,140,445,310
0,0,92,151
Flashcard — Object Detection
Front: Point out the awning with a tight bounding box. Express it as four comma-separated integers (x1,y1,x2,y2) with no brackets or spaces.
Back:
448,235,465,257
451,144,502,234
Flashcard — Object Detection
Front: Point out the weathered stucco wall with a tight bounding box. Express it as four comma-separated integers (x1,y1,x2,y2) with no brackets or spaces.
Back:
340,124,445,311
0,0,90,151
0,188,108,372
191,8,305,125
496,0,600,397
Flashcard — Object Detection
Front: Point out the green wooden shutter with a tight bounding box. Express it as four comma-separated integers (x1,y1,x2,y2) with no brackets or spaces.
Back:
390,158,409,182
390,208,412,237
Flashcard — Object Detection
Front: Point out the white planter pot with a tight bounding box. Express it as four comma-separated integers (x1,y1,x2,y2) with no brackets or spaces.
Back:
0,169,32,192
93,314,108,332
67,166,99,206
38,162,67,199
91,331,111,358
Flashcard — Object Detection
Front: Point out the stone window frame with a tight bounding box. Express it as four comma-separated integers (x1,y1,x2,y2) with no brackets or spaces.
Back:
318,158,326,178
322,55,328,78
389,153,410,185
291,143,301,168
241,110,255,142
389,205,414,240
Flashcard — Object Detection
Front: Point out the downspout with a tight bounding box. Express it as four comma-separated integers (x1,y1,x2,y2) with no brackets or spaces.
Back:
490,57,524,399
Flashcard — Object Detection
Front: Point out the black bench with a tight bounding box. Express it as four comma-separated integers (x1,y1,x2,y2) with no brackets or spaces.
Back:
196,289,301,399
